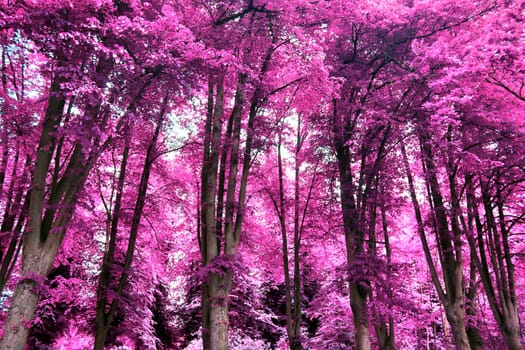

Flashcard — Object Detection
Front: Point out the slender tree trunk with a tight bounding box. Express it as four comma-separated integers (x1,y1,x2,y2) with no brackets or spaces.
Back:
94,94,168,350
401,138,471,350
0,194,29,293
373,202,394,350
291,117,306,350
275,137,295,347
0,129,9,192
464,175,523,350
93,143,130,350
270,133,302,350
0,149,28,280
201,76,215,350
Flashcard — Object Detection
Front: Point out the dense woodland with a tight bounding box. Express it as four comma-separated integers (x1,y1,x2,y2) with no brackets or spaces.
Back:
0,0,524,349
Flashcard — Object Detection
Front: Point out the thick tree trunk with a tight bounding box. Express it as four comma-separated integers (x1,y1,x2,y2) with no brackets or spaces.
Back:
0,76,66,350
334,99,371,350
208,274,231,350
501,311,522,350
0,277,40,349
339,159,371,350
445,304,470,350
200,43,273,349
350,283,371,349
201,73,225,350
419,135,471,350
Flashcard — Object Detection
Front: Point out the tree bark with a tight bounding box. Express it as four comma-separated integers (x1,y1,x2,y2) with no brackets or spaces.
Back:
208,274,231,350
269,132,302,350
464,175,523,350
0,194,28,293
0,75,66,350
337,148,371,350
93,142,130,350
333,100,371,350
421,136,470,350
374,202,395,350
0,276,40,349
401,137,471,350
465,260,483,350
94,93,168,350
200,39,275,349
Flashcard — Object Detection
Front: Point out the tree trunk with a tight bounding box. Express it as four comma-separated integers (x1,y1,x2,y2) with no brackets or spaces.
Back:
0,195,28,293
0,75,66,350
0,128,9,191
208,274,231,350
200,72,225,350
445,303,470,350
339,157,371,350
464,259,483,350
93,93,168,350
93,143,130,350
274,137,295,348
334,99,371,350
291,116,308,350
375,202,395,350
464,175,523,350
93,323,111,350
0,276,40,349
419,135,471,350
501,311,522,350
270,132,303,350
350,283,371,349
401,138,472,350
200,42,273,349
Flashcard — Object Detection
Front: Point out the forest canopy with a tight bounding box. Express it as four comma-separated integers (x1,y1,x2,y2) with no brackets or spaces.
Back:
0,0,524,349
